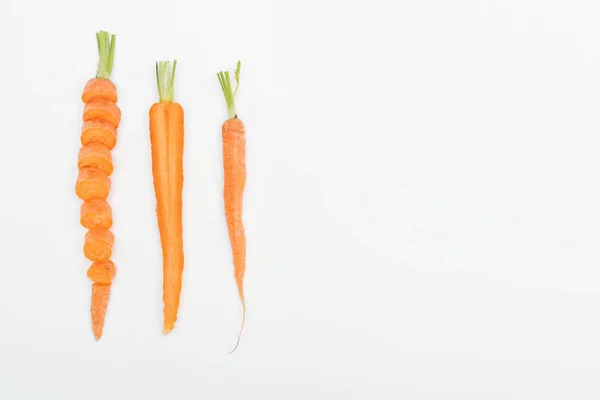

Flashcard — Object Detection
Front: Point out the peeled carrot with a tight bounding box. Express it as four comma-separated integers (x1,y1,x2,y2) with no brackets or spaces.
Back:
78,143,113,175
76,167,111,200
149,60,185,335
87,260,117,284
218,61,247,352
84,228,114,261
77,30,118,340
80,199,112,229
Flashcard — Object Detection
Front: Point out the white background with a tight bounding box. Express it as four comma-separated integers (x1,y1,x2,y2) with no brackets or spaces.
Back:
1,0,600,398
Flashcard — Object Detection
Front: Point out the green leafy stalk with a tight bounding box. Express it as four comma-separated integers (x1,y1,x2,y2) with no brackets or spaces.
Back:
95,31,116,80
156,60,177,102
217,61,241,119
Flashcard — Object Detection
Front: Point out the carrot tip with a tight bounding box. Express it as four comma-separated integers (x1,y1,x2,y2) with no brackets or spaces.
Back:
162,325,174,336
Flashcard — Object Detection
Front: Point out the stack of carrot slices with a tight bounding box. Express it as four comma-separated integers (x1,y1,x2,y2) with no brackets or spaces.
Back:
75,31,119,340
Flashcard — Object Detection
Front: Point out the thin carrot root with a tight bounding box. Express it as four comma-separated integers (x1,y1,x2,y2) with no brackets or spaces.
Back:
218,61,248,352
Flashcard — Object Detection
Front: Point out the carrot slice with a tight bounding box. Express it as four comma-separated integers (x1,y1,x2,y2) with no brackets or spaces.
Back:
87,260,116,284
78,143,113,175
82,78,118,103
84,228,114,261
76,167,110,201
83,99,121,128
80,199,112,229
91,283,111,340
81,120,117,150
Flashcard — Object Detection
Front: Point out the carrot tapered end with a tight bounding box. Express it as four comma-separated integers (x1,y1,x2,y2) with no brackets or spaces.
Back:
91,283,111,341
162,323,174,336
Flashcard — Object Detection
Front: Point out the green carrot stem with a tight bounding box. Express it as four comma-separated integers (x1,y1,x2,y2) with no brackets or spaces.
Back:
95,31,116,80
156,60,177,102
217,60,241,119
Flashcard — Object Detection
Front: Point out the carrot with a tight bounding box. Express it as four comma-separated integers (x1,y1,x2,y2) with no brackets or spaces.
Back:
80,199,112,229
91,283,111,341
83,99,121,128
77,30,118,341
78,143,113,175
76,167,111,200
149,60,185,335
218,61,247,352
81,120,117,150
82,78,118,103
87,260,117,284
84,228,114,261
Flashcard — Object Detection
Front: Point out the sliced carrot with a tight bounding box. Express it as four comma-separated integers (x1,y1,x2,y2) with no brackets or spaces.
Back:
78,143,113,175
91,283,111,340
83,99,121,128
82,78,118,103
80,199,112,229
81,120,117,150
84,228,114,261
76,167,111,201
82,30,117,342
150,60,185,335
87,260,116,284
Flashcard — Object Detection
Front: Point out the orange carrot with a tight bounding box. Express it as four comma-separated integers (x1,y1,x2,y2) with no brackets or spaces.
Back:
84,228,114,261
91,283,111,341
87,260,117,284
81,120,117,150
149,60,185,335
82,78,118,103
80,199,112,229
83,99,121,128
76,167,111,201
218,61,247,352
77,30,118,340
78,143,113,175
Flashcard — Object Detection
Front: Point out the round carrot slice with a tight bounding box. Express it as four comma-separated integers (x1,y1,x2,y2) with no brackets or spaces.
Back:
78,143,113,175
84,228,114,261
81,78,118,103
80,199,113,229
81,120,117,150
83,99,121,128
76,167,111,201
87,260,116,284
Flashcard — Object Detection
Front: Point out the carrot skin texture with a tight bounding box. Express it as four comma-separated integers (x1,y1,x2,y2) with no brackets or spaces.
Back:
82,78,118,103
83,99,121,128
84,228,114,262
149,102,185,335
76,167,111,201
87,260,117,284
223,118,247,314
81,120,117,150
91,283,111,340
78,143,113,175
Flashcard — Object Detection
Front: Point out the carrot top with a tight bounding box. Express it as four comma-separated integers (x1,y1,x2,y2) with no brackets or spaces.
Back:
217,61,241,119
156,60,177,102
96,31,116,80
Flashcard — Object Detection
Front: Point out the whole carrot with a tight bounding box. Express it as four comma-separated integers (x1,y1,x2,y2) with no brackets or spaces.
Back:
76,31,119,340
149,60,185,335
218,61,247,352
